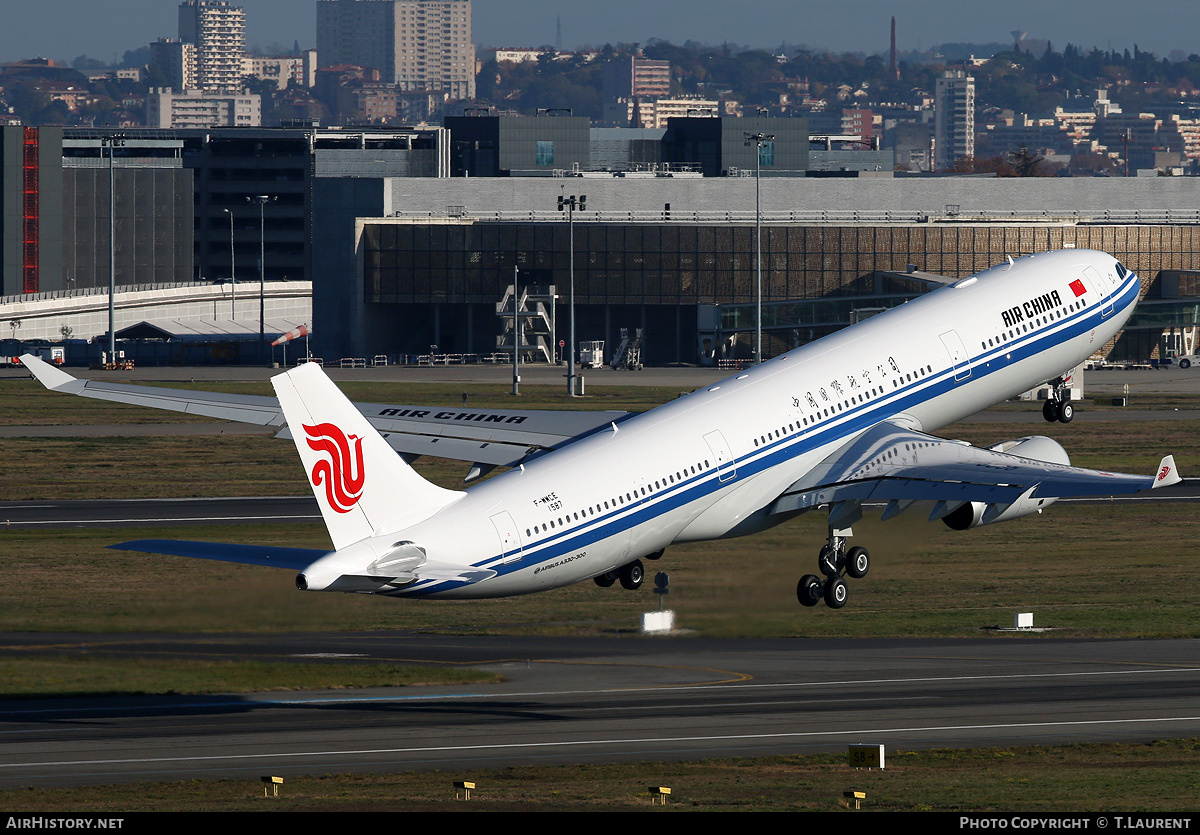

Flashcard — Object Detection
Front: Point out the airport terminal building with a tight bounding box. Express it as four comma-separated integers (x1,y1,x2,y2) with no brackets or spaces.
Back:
317,176,1200,365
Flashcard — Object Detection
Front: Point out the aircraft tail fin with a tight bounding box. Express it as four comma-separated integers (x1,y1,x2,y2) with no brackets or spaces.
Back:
271,363,463,550
1152,455,1182,489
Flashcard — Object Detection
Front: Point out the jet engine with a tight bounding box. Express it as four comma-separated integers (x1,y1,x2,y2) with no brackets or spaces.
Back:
942,436,1067,530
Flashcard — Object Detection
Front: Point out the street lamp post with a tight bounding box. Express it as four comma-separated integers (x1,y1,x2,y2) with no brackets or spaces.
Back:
557,190,586,396
247,195,274,362
101,133,125,364
223,208,235,319
512,265,520,396
744,131,774,364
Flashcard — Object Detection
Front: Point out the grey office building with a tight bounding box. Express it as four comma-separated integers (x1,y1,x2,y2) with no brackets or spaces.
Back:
3,127,191,297
1,126,63,296
662,116,809,176
446,115,591,177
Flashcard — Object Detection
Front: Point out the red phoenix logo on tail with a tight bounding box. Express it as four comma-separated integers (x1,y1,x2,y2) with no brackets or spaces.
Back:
303,423,365,513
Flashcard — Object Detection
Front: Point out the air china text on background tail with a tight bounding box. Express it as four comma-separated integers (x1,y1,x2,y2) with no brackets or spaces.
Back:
21,248,1180,610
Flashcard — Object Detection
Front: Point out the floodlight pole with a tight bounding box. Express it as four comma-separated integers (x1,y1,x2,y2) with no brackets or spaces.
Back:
102,133,125,363
512,265,520,395
745,131,773,364
557,189,586,396
223,208,235,319
248,195,274,363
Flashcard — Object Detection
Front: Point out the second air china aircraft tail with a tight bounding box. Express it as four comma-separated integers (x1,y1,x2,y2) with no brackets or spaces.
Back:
106,248,1179,609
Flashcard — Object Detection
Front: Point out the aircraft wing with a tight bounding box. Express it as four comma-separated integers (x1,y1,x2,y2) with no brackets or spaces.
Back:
20,354,630,471
770,420,1181,517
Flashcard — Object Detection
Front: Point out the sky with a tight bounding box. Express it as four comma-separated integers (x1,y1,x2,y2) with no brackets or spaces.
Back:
3,0,1200,65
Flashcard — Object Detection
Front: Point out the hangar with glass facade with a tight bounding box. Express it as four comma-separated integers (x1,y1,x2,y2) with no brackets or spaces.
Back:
314,177,1200,365
348,216,1198,364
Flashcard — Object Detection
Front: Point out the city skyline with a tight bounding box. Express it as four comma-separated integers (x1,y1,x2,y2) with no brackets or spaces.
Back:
5,0,1200,66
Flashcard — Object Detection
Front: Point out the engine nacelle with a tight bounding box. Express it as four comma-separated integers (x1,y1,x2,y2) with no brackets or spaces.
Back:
984,435,1071,465
942,436,1067,530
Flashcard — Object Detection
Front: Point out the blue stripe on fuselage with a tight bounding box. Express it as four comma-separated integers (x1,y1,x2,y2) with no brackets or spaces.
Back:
396,268,1139,597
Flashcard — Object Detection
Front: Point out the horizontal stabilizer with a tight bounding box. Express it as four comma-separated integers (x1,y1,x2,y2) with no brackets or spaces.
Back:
412,561,498,583
110,539,330,571
334,562,497,588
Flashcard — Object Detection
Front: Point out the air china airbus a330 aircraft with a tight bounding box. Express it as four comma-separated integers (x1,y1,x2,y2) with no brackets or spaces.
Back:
22,248,1182,610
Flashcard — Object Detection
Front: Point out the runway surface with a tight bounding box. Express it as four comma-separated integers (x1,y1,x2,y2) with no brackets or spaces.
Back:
1,635,1198,788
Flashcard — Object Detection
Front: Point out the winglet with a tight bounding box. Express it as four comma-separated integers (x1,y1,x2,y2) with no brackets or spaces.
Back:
20,354,85,393
1152,455,1182,489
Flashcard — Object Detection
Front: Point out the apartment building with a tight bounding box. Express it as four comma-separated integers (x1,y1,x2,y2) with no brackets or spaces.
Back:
316,0,475,101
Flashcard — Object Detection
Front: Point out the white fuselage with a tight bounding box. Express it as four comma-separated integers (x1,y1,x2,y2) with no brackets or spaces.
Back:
347,249,1140,598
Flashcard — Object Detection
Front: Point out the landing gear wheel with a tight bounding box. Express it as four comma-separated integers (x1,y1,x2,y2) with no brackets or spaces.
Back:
1057,401,1074,423
593,570,618,588
845,547,871,580
818,543,844,577
1042,400,1058,422
797,574,823,607
619,560,644,591
824,576,848,609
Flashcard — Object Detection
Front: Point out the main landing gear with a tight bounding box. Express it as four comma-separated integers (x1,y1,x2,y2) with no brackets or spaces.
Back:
1042,376,1074,424
797,528,870,610
594,559,645,590
594,548,663,591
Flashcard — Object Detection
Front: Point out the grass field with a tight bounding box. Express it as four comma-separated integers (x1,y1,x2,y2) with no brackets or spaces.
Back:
3,499,1197,640
1,378,1198,640
1,739,1198,812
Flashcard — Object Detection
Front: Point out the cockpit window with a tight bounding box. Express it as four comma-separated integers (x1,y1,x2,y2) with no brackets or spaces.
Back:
1115,262,1128,279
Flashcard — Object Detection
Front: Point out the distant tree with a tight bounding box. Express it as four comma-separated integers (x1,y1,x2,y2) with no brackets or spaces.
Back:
119,46,151,69
71,54,105,70
1008,145,1045,176
475,58,498,100
143,62,172,89
79,95,119,126
241,76,278,99
951,155,1014,176
34,98,73,126
6,82,50,122
1069,153,1119,177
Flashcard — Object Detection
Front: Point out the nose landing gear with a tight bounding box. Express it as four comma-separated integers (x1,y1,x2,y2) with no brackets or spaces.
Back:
1042,376,1075,424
